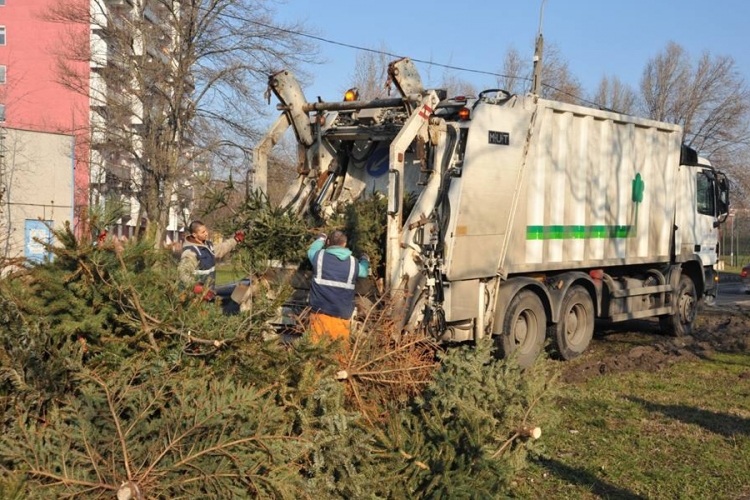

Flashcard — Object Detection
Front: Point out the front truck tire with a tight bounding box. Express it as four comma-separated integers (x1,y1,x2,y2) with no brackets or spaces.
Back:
659,274,698,336
551,286,594,360
498,290,546,368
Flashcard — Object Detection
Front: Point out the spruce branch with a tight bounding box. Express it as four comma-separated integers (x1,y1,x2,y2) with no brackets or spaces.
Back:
114,251,159,351
138,384,296,479
89,372,134,482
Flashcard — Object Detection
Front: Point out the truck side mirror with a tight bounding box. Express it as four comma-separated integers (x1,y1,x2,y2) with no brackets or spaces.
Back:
717,174,730,213
715,172,730,224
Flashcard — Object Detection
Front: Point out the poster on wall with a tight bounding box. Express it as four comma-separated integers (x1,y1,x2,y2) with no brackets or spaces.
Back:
25,220,53,263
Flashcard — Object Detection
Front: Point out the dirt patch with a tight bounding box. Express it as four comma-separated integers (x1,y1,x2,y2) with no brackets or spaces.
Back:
560,305,750,384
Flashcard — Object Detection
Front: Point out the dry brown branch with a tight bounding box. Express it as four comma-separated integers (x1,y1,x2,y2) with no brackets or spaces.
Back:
347,375,376,428
114,251,159,351
335,297,441,421
21,470,115,493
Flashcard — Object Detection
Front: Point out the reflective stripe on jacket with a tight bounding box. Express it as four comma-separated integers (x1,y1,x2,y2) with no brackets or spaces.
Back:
309,249,358,319
183,242,216,285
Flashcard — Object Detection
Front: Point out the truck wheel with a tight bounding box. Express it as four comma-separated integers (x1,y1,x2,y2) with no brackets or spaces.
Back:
499,290,546,368
659,274,697,336
551,286,594,360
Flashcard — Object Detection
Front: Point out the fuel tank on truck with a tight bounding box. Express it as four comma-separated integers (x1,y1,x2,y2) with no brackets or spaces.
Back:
442,95,683,280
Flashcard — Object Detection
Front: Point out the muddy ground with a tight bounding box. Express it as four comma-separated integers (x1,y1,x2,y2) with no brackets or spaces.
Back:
560,305,750,384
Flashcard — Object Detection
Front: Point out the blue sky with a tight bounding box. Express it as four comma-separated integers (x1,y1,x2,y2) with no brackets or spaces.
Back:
278,0,750,103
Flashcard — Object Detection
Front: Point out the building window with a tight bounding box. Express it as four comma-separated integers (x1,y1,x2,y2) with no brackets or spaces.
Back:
0,0,5,6
0,27,5,46
0,65,5,84
0,104,5,122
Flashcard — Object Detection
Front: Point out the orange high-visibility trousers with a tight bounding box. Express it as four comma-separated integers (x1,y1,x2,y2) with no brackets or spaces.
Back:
309,312,351,365
309,312,351,343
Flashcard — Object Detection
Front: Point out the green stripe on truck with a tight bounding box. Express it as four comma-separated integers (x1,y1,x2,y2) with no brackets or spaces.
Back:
526,225,633,240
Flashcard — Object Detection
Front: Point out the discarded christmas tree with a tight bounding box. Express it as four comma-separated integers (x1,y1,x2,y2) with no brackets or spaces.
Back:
0,202,559,499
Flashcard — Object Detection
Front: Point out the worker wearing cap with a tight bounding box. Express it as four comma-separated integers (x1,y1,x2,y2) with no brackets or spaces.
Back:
179,220,244,300
307,230,370,346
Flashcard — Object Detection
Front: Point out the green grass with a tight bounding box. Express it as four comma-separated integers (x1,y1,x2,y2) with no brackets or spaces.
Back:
720,253,750,273
514,352,750,499
722,265,747,274
215,263,247,285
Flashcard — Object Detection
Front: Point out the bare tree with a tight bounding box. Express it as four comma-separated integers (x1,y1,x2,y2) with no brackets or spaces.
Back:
265,131,300,206
498,42,582,104
640,42,750,202
439,70,477,97
348,48,478,102
640,42,691,124
348,46,393,100
42,0,317,243
591,75,638,114
641,42,750,155
498,46,527,95
539,44,583,104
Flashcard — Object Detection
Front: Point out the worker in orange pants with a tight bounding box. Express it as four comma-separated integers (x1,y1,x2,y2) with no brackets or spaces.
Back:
307,230,369,362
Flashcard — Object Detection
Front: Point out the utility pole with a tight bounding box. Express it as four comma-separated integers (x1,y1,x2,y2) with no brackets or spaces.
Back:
531,0,547,96
730,209,736,267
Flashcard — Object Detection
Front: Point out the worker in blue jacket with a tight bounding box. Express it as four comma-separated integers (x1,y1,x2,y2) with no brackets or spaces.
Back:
179,220,245,312
307,230,369,346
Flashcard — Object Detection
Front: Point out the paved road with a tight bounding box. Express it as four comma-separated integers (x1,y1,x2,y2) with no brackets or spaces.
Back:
714,281,750,308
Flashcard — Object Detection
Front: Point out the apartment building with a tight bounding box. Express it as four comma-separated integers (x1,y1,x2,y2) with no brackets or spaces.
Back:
0,0,88,262
0,0,185,253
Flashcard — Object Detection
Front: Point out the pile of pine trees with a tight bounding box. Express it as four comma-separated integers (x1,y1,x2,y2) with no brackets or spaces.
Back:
0,204,559,499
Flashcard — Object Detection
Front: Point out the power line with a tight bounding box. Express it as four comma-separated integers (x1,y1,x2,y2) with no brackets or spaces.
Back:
216,10,609,109
215,9,749,149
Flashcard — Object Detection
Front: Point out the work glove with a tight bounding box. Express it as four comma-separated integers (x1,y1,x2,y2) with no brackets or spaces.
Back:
234,231,245,243
360,253,370,262
192,284,215,302
316,232,327,241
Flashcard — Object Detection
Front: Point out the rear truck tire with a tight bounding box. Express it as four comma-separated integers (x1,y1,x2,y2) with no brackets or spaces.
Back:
659,274,698,337
551,286,594,360
499,290,546,368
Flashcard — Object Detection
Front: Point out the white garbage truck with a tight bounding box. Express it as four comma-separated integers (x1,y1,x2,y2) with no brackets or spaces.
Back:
254,58,730,365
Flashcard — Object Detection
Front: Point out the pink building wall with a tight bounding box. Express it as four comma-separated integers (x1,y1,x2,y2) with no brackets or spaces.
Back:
0,0,90,229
